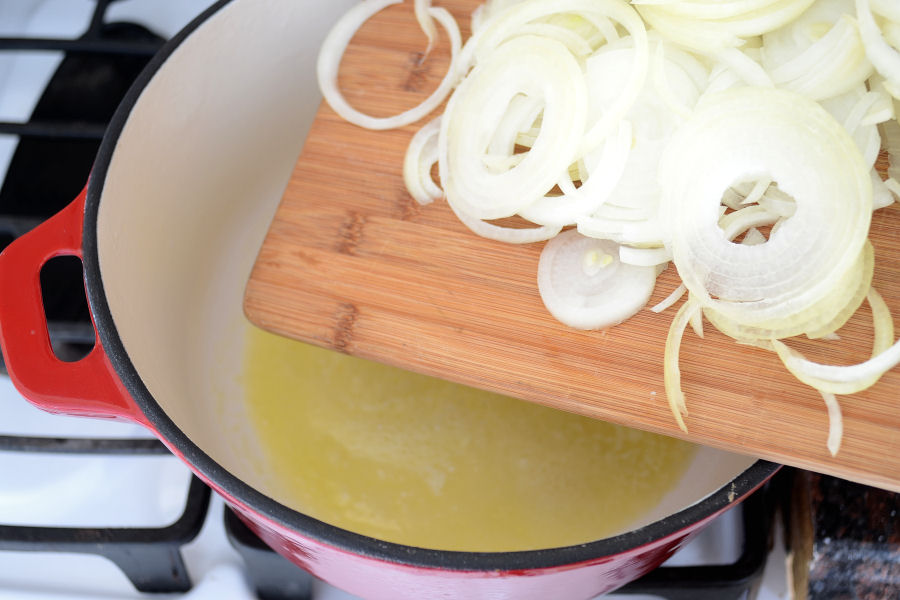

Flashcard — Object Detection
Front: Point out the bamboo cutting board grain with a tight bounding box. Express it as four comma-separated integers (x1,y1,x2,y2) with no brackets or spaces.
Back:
245,0,900,492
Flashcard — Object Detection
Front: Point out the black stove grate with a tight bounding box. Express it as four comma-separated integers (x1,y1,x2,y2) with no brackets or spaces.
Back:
225,479,777,600
618,481,774,600
0,433,211,593
0,0,166,366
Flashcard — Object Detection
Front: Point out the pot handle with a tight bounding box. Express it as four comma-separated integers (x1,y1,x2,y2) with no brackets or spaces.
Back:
0,187,145,424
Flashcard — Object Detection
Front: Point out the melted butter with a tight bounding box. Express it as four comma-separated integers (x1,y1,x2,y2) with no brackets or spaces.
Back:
242,327,697,552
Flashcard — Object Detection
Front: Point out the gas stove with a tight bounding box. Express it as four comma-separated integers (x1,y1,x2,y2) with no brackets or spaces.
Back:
0,2,792,599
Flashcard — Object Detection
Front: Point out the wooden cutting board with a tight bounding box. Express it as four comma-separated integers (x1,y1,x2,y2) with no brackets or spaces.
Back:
244,0,900,492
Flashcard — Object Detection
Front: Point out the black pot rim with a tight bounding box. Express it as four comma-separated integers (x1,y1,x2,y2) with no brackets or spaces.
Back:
81,0,781,572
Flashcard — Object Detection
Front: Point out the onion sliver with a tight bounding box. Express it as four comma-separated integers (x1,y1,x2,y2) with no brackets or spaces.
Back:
618,244,672,267
772,287,898,395
651,283,687,313
439,34,587,220
466,0,649,153
517,121,632,227
447,201,563,243
403,117,443,205
821,391,843,456
772,16,872,100
659,87,872,336
635,0,816,51
702,235,873,343
537,230,658,329
317,0,462,130
857,0,900,99
663,298,701,432
414,0,439,56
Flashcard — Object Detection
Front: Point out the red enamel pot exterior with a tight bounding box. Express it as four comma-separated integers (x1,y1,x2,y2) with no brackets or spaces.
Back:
0,2,779,599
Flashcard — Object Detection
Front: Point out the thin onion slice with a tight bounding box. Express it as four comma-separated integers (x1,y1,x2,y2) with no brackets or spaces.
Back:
618,244,672,267
659,87,872,335
403,117,443,205
414,0,439,56
537,229,658,329
763,5,873,101
439,34,588,220
466,0,649,152
317,0,462,130
635,0,817,51
772,287,897,394
857,0,900,100
651,283,687,313
663,297,701,432
821,391,843,456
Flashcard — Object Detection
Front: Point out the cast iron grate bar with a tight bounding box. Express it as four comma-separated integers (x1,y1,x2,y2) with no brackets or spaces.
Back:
0,434,167,454
0,120,107,140
0,38,160,56
0,0,169,370
226,509,315,600
224,481,775,600
0,437,210,593
618,481,773,600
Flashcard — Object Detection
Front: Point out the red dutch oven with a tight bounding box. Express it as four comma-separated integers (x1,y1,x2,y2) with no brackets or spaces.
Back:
0,1,779,599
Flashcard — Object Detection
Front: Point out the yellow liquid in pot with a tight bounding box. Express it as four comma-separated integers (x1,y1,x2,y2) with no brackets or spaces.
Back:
243,327,697,552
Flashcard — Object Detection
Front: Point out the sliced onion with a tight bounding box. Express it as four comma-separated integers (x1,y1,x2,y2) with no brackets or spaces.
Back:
820,85,886,169
718,204,780,241
517,121,632,227
704,240,873,342
872,170,896,209
740,227,767,245
659,87,872,339
821,391,843,456
566,38,705,245
762,0,873,101
403,117,443,205
772,287,897,394
415,0,442,56
663,298,701,432
439,34,588,220
635,0,817,51
446,200,563,244
537,229,658,329
317,0,462,130
618,244,672,267
464,0,650,154
323,0,900,448
702,46,775,88
857,0,900,99
651,283,687,313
